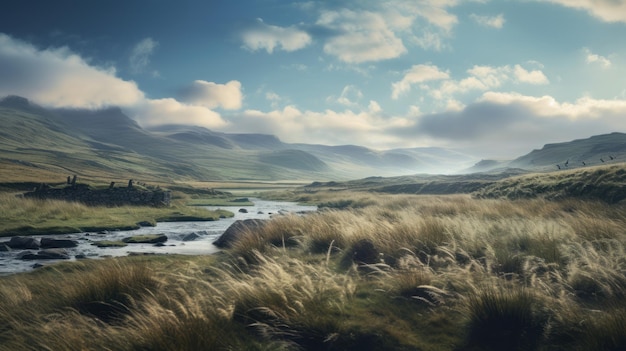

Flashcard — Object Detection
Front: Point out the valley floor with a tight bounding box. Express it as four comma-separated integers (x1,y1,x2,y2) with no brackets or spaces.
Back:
1,190,625,350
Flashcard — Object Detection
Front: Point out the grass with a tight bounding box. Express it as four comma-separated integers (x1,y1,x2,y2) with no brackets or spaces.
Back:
0,193,233,236
1,185,626,349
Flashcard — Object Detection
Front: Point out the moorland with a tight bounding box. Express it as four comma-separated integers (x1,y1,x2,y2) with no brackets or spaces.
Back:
0,162,625,350
1,95,626,350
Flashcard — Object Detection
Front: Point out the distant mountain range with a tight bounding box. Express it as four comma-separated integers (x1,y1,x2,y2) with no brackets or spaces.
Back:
0,96,476,181
466,132,626,173
1,95,624,182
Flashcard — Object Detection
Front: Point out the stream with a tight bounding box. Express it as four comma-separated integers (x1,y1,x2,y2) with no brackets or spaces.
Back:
0,199,317,275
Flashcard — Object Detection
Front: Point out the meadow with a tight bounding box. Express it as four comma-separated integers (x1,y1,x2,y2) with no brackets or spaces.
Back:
1,185,625,350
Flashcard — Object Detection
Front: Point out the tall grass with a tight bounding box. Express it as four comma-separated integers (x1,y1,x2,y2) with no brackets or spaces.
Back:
0,193,232,236
1,192,625,350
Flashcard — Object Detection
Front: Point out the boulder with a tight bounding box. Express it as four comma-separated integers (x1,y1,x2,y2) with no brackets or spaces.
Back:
17,251,39,260
18,249,70,260
238,208,248,213
213,219,267,248
37,249,70,260
0,242,10,252
40,238,79,248
8,236,40,250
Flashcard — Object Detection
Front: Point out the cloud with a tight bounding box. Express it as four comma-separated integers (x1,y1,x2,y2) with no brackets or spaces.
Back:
224,105,412,149
428,63,549,100
129,98,227,129
513,65,549,84
391,64,450,99
129,37,158,74
316,9,407,63
470,13,505,28
0,33,144,108
327,85,364,107
241,19,312,53
396,92,626,157
0,33,228,129
583,47,611,68
538,0,626,23
178,80,243,110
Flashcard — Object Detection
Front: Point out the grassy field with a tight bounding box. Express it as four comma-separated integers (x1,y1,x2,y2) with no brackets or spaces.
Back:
1,185,625,350
0,192,233,236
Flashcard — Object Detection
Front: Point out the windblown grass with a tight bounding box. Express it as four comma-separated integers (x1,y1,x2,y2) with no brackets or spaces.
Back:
1,190,625,350
0,193,233,236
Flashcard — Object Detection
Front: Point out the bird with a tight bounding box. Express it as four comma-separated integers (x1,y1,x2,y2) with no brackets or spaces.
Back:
565,159,569,167
600,158,605,163
582,161,586,166
609,155,614,160
557,164,561,170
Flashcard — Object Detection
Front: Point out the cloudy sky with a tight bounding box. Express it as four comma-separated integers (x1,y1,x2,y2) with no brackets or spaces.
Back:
1,0,625,158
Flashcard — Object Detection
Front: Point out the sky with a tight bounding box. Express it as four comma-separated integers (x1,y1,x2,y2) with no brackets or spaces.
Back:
1,0,626,159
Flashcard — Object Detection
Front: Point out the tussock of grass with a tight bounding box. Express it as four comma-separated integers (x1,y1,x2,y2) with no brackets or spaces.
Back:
2,190,626,350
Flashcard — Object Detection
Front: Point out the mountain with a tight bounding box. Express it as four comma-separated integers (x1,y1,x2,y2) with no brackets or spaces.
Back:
0,96,478,182
464,132,626,173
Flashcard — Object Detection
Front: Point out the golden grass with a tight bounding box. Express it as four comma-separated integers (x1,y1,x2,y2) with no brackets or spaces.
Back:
1,191,625,350
0,193,232,236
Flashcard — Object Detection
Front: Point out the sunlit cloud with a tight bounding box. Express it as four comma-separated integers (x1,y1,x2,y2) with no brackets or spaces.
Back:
392,92,626,157
317,9,407,63
427,63,549,100
241,18,312,53
513,65,549,84
583,47,611,68
327,85,364,107
129,37,158,74
392,64,450,99
0,33,144,109
129,98,228,129
178,80,243,110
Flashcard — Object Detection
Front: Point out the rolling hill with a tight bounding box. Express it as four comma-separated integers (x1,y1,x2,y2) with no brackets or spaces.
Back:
0,96,477,182
464,132,626,174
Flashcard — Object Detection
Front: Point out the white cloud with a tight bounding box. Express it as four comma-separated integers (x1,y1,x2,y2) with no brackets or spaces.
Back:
0,33,144,109
470,13,505,28
225,105,411,148
391,64,450,99
583,47,611,68
130,98,227,129
179,80,243,110
398,91,626,157
538,0,626,23
513,64,549,84
241,19,311,53
0,34,231,129
130,37,158,74
428,63,549,100
330,85,363,107
317,9,407,63
479,91,626,119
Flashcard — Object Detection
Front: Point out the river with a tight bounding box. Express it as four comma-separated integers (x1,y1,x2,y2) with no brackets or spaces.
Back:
0,199,317,275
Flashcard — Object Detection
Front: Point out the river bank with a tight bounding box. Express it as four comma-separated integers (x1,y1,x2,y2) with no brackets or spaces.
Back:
0,199,317,275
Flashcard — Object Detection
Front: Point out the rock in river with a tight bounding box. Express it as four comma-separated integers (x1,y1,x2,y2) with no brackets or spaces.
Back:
40,238,79,248
122,234,168,244
213,219,267,248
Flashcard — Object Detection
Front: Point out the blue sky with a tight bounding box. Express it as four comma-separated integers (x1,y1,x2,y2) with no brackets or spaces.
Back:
1,0,625,158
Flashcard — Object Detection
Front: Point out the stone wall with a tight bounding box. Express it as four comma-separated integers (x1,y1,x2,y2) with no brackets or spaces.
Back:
23,183,171,207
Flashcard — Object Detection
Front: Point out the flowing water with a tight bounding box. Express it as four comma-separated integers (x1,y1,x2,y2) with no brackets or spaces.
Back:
0,199,317,275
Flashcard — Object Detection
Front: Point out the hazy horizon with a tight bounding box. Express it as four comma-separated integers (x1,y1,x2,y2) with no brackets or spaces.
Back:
1,0,625,160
